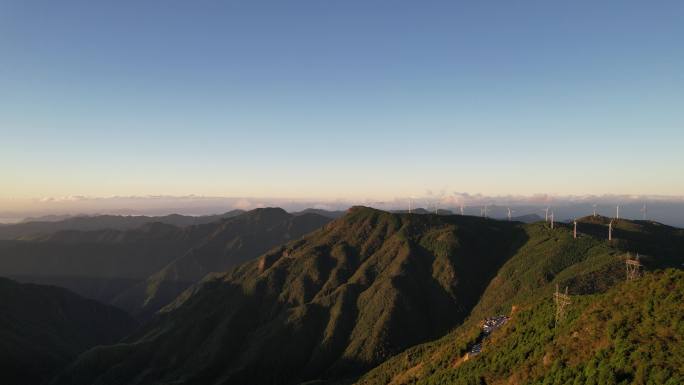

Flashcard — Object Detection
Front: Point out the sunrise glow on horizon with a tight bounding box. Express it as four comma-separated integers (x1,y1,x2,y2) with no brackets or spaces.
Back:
2,1,683,211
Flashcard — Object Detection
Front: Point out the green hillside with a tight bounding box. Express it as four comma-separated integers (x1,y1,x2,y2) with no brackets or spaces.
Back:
357,270,683,385
112,208,332,318
0,277,137,385
52,207,525,385
356,218,684,385
50,209,684,385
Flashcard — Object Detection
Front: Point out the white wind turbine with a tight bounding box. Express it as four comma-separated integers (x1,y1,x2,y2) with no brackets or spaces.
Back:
550,211,555,229
544,207,550,222
608,219,614,241
640,203,647,220
573,219,578,239
616,205,620,220
592,204,597,217
507,207,514,221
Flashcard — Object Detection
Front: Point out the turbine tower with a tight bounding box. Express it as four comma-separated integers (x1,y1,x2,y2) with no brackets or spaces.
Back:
616,205,620,220
507,207,513,221
573,219,577,239
544,207,550,222
408,198,412,214
640,203,647,220
459,204,465,215
550,211,555,229
608,219,614,241
593,204,597,217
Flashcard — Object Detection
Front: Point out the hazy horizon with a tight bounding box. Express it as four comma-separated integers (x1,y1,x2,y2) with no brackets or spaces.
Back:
3,193,684,227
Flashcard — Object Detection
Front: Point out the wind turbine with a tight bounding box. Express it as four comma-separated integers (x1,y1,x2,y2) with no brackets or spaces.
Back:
507,207,514,221
544,207,550,222
459,204,465,215
408,198,413,214
608,219,614,241
640,203,647,220
616,205,620,220
550,211,555,229
592,204,597,217
573,219,577,239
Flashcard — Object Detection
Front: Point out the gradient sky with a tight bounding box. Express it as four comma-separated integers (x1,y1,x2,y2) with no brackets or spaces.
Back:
1,0,683,208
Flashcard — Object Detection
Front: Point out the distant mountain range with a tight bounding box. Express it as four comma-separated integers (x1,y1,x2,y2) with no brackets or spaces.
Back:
113,208,332,318
0,210,245,240
292,208,346,219
0,222,203,306
0,277,137,385
0,208,333,317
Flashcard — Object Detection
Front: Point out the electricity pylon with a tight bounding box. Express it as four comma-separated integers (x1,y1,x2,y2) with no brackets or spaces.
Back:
554,284,571,326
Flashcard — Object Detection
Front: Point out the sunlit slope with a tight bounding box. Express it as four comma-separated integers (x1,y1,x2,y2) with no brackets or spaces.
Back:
358,270,684,385
53,207,525,385
357,218,684,385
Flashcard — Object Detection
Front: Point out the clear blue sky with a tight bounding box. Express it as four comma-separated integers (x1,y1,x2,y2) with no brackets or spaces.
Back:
1,0,683,207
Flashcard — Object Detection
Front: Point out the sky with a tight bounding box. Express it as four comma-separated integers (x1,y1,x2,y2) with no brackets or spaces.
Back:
1,0,683,215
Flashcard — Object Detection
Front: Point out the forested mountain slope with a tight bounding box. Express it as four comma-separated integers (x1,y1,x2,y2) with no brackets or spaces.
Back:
112,208,332,318
0,209,331,317
0,277,137,385
358,270,684,385
53,207,525,385
357,218,684,385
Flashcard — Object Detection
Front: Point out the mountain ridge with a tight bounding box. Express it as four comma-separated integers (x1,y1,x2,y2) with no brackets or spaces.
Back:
112,207,332,318
53,207,527,384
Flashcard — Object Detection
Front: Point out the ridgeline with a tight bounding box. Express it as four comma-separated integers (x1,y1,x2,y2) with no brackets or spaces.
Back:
7,207,679,385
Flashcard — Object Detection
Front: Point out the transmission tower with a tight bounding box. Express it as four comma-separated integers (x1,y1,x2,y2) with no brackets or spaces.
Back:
554,284,571,326
625,253,643,281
